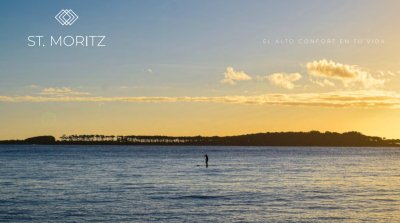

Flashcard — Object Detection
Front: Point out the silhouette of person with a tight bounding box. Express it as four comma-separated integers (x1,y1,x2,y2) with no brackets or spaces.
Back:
204,153,208,168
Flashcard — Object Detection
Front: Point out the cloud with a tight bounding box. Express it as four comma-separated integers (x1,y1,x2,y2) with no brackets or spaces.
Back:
310,78,335,87
263,72,302,89
307,59,357,79
40,87,90,96
221,67,252,85
376,70,396,77
1,90,400,108
306,59,384,88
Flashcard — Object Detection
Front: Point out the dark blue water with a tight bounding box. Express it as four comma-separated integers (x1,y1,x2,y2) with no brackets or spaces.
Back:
1,145,400,222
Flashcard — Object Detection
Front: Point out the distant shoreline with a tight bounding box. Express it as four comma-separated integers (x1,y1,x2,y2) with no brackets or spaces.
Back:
1,131,399,147
1,143,399,148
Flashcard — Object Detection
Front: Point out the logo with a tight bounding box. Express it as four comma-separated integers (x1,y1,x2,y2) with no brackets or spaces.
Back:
27,9,107,48
55,9,78,26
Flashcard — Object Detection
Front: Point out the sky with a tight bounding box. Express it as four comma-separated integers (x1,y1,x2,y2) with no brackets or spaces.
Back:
1,0,400,139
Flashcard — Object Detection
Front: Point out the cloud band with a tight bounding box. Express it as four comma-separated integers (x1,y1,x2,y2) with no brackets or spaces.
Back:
1,91,399,108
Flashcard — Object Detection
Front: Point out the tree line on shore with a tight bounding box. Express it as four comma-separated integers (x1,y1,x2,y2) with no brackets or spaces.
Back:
1,131,399,146
55,131,400,146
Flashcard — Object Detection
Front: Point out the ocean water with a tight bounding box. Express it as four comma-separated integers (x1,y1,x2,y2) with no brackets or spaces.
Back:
1,145,400,222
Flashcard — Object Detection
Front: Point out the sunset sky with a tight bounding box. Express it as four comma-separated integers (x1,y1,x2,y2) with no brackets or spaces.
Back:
1,0,400,139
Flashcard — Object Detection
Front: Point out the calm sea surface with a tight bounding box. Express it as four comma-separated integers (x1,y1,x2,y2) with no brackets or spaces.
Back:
1,145,400,222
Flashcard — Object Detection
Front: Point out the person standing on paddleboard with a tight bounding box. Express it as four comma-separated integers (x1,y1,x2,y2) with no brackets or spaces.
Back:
204,153,209,168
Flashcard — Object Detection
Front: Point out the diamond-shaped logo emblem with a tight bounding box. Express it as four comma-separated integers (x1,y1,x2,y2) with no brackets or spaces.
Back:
55,9,78,26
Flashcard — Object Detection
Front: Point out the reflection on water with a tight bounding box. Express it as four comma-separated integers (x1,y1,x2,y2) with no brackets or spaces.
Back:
0,145,400,222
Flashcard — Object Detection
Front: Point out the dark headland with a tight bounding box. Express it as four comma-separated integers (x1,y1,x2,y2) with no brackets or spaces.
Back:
0,131,399,147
